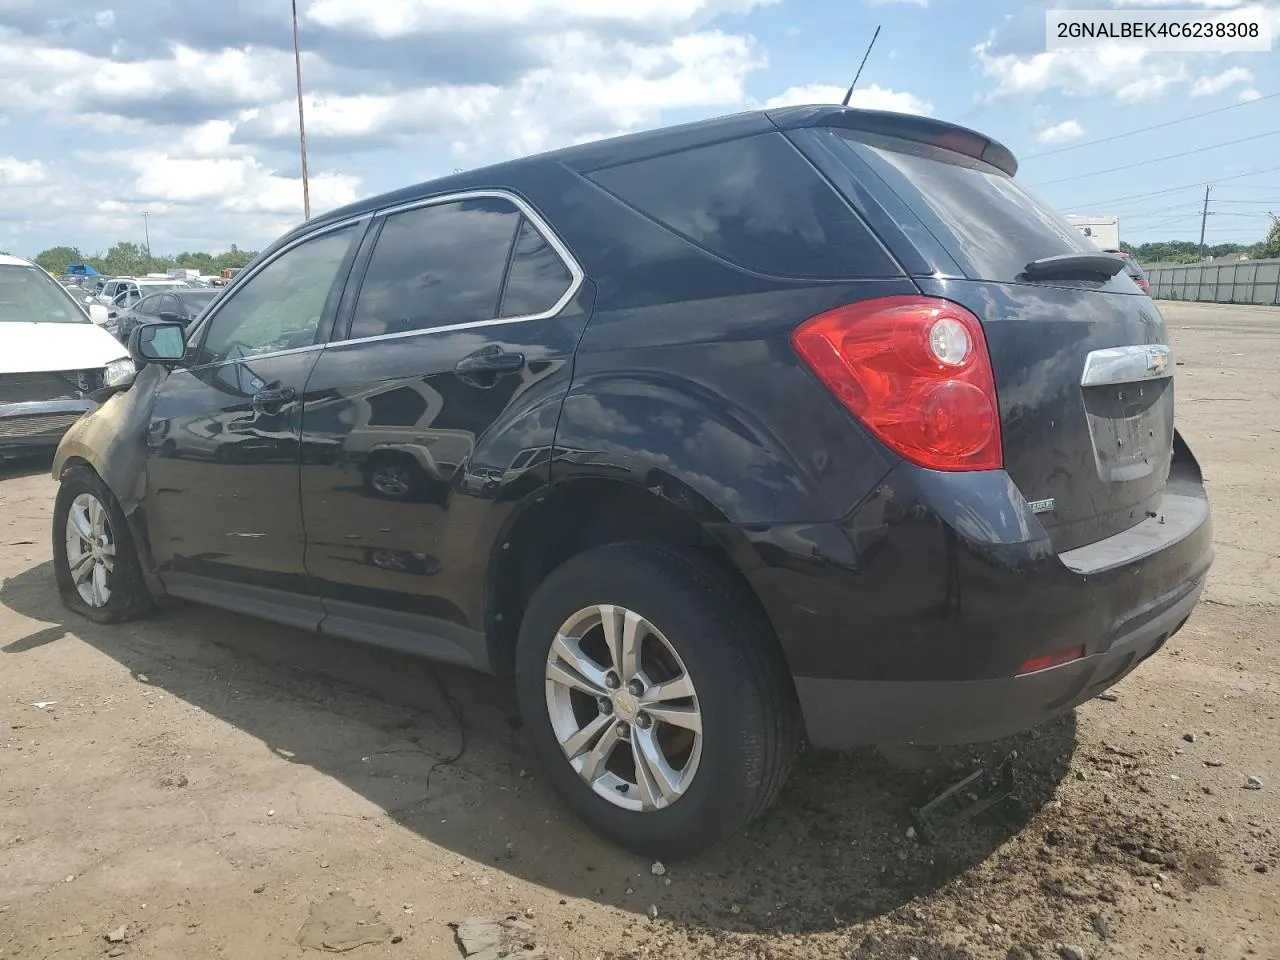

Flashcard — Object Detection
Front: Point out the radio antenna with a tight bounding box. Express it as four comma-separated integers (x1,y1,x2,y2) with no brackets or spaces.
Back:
841,25,882,107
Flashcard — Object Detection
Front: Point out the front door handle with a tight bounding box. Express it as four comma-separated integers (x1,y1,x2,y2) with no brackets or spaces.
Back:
253,385,296,414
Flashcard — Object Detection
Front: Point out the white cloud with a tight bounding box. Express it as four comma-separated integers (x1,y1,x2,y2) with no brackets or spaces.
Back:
238,29,762,159
1037,119,1084,144
974,40,1187,102
306,0,773,36
0,0,794,253
868,0,927,5
974,2,1280,102
0,32,289,115
1239,87,1264,102
0,156,48,184
1190,66,1253,96
763,82,933,116
1109,0,1246,6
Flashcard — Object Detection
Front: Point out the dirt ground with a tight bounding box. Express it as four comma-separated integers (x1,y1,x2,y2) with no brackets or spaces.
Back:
1,300,1277,960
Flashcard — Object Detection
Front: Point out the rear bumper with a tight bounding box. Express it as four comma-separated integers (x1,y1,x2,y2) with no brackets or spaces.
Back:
0,399,95,454
794,573,1202,747
721,436,1212,748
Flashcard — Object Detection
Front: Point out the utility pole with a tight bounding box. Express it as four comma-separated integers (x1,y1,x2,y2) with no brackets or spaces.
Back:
142,211,151,260
1198,185,1210,261
291,0,311,220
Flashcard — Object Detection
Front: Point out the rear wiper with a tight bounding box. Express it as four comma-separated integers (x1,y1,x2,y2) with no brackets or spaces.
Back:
1022,252,1126,281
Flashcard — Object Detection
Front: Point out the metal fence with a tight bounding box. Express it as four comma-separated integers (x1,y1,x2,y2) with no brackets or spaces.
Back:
1145,258,1280,306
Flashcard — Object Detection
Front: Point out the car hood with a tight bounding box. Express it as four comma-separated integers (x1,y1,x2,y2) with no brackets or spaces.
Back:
0,322,129,374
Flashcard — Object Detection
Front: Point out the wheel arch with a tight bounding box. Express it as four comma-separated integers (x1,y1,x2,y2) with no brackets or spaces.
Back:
483,475,792,692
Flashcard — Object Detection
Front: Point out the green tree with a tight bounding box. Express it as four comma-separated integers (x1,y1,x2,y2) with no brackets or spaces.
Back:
101,241,150,276
34,246,85,275
1258,218,1280,259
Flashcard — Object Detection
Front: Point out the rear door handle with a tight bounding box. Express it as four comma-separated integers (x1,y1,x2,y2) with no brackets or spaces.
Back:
455,349,525,375
253,385,296,414
455,348,525,381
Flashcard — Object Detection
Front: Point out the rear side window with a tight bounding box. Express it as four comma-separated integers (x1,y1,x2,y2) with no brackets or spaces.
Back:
832,131,1095,282
586,132,899,280
500,218,574,317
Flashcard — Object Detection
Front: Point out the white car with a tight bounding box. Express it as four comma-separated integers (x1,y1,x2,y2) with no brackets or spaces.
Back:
0,255,135,459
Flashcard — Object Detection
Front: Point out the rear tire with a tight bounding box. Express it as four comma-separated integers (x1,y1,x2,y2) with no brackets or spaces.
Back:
53,467,153,624
514,541,800,858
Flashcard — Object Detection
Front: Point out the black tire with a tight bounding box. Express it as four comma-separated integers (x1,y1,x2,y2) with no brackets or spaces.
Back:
514,541,801,858
52,466,153,624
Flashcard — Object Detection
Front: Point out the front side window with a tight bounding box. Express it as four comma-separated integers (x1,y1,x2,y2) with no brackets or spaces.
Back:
196,226,357,366
349,197,521,340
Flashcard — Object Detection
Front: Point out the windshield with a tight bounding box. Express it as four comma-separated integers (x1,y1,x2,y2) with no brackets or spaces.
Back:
832,130,1097,282
0,264,90,323
182,292,218,310
141,282,190,293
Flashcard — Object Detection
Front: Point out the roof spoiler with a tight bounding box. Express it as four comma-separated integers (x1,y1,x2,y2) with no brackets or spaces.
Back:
766,105,1018,177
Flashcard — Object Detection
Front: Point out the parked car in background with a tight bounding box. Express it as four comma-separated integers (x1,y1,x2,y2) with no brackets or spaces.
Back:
1105,249,1152,296
1,254,132,460
106,289,220,344
50,106,1211,857
94,277,192,316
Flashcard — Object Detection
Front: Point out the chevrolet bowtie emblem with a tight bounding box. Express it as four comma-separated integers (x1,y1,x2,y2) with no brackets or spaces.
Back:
1147,347,1169,376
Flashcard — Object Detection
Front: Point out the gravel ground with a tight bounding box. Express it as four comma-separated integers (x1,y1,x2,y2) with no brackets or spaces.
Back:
1,300,1277,960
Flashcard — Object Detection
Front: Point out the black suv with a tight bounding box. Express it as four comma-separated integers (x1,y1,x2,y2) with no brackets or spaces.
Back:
52,106,1212,857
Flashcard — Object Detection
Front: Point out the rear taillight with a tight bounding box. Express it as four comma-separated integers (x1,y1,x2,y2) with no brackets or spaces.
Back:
790,295,1002,472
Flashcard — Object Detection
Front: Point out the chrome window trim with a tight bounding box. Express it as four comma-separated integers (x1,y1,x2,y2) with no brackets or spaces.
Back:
333,188,584,348
1080,344,1173,387
180,214,372,370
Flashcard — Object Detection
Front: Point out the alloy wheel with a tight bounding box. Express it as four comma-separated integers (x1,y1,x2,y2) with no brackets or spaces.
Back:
64,492,115,608
544,604,703,812
371,464,413,497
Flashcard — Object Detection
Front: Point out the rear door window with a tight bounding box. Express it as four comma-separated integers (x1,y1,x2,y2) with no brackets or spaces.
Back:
350,197,520,340
500,217,574,317
585,132,900,280
348,195,577,340
829,131,1096,282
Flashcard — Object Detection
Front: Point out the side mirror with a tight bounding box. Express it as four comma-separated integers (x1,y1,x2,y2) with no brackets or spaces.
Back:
87,303,110,325
157,310,183,324
129,321,187,365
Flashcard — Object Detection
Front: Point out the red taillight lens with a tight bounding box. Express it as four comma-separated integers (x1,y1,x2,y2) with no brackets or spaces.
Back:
1016,645,1086,676
790,296,1003,471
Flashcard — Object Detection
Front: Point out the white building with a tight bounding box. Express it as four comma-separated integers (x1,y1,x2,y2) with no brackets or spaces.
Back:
1066,215,1119,251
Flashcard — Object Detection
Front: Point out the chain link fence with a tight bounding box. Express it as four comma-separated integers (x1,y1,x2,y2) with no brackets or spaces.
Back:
1145,258,1280,306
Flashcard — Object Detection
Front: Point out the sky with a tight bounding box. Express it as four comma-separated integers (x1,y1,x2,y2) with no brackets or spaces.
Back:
1,0,1278,258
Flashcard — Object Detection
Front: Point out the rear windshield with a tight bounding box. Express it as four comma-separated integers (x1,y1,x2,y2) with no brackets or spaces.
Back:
0,264,88,323
831,131,1096,281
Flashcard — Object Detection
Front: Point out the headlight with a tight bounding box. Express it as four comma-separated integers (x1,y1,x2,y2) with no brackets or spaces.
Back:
102,357,136,389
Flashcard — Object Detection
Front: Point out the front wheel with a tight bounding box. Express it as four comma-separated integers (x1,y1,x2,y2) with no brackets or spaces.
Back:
53,467,153,624
515,542,800,858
